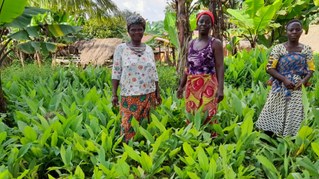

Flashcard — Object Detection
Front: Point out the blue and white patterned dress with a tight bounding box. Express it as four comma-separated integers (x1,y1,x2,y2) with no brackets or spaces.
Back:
256,43,315,136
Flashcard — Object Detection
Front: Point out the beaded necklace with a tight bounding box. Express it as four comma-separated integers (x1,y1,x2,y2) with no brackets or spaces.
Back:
127,42,146,57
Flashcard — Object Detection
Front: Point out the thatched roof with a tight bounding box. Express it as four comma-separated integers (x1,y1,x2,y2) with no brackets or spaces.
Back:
300,25,319,53
76,38,123,66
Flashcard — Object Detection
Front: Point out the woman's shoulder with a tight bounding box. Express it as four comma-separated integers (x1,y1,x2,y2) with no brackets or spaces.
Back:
211,37,222,46
272,43,285,49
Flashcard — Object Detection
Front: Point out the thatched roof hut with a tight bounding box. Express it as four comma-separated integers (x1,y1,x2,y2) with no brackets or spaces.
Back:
76,38,123,66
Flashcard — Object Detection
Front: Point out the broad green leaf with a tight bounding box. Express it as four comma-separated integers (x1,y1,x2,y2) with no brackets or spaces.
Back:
197,146,209,172
231,93,242,116
60,145,67,166
256,155,279,177
0,0,27,25
114,160,130,177
297,126,313,140
245,0,264,18
311,142,319,157
123,143,141,162
183,142,194,157
18,142,32,158
8,30,30,40
0,132,7,145
51,131,58,147
227,9,254,29
315,0,319,6
206,157,217,179
187,172,200,179
23,126,37,141
296,157,319,176
48,24,81,37
7,7,48,28
151,114,166,132
17,42,36,54
174,165,186,178
140,151,153,173
17,169,29,179
151,129,170,158
74,166,85,179
163,11,179,48
240,117,253,137
139,126,154,143
169,147,181,158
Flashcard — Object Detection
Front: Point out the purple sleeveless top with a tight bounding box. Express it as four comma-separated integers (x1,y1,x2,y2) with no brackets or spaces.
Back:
187,38,216,75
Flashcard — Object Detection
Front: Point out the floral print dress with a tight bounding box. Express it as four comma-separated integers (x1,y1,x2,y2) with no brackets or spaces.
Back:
112,43,158,141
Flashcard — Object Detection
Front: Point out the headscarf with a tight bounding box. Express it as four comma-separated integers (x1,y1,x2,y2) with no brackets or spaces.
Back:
126,14,146,30
196,11,215,25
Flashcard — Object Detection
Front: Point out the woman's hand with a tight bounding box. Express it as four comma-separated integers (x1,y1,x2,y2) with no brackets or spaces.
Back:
283,78,295,89
294,79,305,90
216,90,224,103
112,95,119,107
177,87,184,99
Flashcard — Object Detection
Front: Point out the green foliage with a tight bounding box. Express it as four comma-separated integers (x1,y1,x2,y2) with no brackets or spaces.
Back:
81,17,126,39
0,0,27,25
226,0,319,47
0,51,318,178
164,11,179,49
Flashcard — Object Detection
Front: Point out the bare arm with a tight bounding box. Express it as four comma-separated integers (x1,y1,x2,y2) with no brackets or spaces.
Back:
155,81,162,105
267,68,295,89
177,72,187,99
212,38,224,103
112,79,120,107
295,70,314,89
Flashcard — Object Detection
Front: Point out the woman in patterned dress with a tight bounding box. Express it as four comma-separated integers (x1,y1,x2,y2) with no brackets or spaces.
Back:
256,19,316,136
111,14,161,142
177,10,224,126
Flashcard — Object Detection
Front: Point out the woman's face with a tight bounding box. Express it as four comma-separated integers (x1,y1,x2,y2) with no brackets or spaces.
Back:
286,22,302,42
197,15,212,35
128,24,144,42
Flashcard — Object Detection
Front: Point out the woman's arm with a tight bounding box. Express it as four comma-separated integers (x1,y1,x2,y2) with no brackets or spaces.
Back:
212,38,224,103
267,68,295,89
155,81,162,105
177,72,187,99
112,79,120,107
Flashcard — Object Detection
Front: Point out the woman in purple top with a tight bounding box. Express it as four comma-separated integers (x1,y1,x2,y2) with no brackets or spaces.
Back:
177,10,224,127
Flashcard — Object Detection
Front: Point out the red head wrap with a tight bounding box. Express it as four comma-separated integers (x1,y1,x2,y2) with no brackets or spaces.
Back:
196,11,215,25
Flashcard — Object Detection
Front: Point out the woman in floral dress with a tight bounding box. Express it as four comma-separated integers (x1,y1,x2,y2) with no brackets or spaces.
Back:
256,19,315,136
177,10,224,126
111,14,161,142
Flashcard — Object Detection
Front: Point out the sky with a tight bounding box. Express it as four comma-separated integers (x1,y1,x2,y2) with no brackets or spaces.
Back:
112,0,167,22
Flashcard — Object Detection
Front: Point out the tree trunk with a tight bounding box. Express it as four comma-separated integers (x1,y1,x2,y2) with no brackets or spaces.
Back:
176,0,192,79
0,73,7,113
210,0,225,42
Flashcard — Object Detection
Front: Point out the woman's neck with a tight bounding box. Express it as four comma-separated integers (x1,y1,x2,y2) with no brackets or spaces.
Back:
130,41,142,47
286,40,299,47
198,34,210,41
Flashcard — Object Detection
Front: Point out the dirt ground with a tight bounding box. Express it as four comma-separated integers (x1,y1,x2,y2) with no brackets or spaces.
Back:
300,25,319,53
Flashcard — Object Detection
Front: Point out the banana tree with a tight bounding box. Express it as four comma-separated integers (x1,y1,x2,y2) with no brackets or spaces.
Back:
0,0,28,112
9,10,81,66
227,0,282,48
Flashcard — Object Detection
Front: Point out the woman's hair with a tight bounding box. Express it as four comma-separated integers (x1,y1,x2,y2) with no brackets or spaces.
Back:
196,11,215,25
286,19,302,29
126,14,146,30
